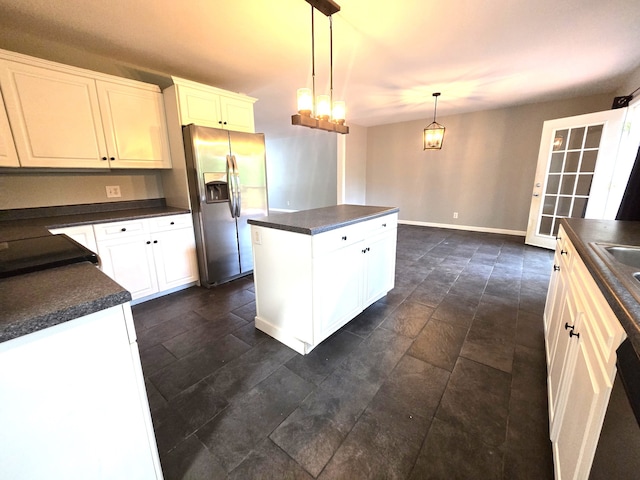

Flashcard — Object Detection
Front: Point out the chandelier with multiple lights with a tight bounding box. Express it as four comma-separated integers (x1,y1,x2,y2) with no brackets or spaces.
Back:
291,0,349,134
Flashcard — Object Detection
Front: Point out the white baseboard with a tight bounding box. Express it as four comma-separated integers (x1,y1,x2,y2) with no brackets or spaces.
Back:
268,207,298,213
398,219,526,237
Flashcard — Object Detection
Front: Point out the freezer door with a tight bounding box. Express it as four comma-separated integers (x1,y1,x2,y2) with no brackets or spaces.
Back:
229,131,268,273
200,202,240,284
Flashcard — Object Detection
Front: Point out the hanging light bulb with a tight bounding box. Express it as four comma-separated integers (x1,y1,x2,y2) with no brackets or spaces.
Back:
423,92,445,150
297,88,313,116
316,95,331,121
332,101,346,124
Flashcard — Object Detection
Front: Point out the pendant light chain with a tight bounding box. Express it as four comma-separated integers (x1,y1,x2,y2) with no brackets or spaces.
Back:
311,5,316,117
330,14,333,120
433,93,438,122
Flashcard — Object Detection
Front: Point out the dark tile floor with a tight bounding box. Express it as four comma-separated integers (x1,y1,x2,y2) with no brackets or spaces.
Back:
132,224,555,479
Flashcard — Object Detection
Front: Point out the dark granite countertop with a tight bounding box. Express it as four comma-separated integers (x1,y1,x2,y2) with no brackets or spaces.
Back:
247,204,399,235
561,218,640,353
0,262,131,342
0,198,189,242
0,198,189,343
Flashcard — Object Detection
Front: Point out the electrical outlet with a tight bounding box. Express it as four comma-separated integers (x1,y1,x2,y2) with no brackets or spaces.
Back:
106,185,121,198
453,212,459,219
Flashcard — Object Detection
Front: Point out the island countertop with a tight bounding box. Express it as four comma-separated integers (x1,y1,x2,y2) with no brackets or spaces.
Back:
247,204,399,235
561,218,640,354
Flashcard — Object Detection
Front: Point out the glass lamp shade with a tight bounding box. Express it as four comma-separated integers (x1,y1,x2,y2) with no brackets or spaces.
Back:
316,95,331,121
332,101,346,124
297,88,313,116
424,122,445,150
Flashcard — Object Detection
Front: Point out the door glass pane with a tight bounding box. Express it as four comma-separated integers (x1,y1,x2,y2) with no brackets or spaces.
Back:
560,174,576,195
557,197,572,216
553,129,569,151
550,153,564,172
576,174,593,196
543,195,557,214
568,127,586,150
539,216,553,236
565,152,580,172
546,175,561,194
572,198,588,217
552,219,561,237
581,151,597,172
585,125,603,148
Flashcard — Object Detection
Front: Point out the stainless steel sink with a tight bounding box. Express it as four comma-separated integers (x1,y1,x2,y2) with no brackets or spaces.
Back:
603,245,640,270
590,242,640,301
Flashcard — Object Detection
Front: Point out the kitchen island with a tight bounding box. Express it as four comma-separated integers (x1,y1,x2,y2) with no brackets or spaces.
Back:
248,204,399,355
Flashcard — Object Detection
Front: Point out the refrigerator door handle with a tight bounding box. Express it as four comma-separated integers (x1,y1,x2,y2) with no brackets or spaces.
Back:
226,155,236,218
232,155,241,218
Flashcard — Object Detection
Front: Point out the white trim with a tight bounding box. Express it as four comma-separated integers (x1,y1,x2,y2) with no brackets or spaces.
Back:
398,219,526,236
269,207,298,213
130,281,197,306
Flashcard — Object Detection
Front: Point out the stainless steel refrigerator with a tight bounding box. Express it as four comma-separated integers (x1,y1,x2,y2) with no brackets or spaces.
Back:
182,124,268,286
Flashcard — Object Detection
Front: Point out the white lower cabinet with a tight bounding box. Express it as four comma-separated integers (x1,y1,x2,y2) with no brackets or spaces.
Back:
94,214,198,302
52,214,198,303
0,304,163,480
252,213,398,354
544,225,626,480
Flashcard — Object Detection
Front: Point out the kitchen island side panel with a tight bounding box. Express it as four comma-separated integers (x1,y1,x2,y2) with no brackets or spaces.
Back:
251,225,314,353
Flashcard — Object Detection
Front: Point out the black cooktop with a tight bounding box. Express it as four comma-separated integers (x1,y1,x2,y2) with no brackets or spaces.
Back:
0,234,99,278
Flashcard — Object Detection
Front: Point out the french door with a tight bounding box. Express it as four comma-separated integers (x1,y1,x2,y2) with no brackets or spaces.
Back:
525,109,627,249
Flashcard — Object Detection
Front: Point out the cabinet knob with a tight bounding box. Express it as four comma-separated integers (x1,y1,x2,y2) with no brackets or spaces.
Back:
569,330,580,339
110,157,115,161
342,236,347,241
564,322,574,330
153,240,158,244
121,228,127,232
561,249,568,255
101,157,108,161
553,265,560,271
146,240,151,245
382,223,386,227
170,221,175,225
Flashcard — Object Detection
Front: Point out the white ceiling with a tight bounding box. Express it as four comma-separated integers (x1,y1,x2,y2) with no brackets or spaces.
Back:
1,0,639,137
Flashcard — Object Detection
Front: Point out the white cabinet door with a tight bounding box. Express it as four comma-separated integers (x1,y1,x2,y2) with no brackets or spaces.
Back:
552,317,611,480
363,230,397,306
219,94,256,133
97,235,159,300
0,60,108,168
0,88,19,167
313,240,364,341
96,81,171,169
152,226,198,291
176,83,223,128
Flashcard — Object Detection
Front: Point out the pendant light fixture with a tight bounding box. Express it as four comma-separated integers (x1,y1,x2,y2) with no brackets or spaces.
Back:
291,0,349,134
424,92,445,150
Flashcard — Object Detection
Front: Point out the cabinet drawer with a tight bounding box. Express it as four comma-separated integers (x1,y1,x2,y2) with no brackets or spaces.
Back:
148,213,192,233
556,226,574,271
94,219,148,240
312,223,364,257
571,256,625,367
361,213,398,237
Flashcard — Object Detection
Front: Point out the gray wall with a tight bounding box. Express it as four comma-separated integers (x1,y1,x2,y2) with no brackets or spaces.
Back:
364,93,613,233
344,124,367,205
0,171,164,209
265,129,337,211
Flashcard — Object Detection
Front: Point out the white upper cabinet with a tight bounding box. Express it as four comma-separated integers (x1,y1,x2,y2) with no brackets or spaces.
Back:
96,81,171,169
0,49,172,169
0,87,19,167
172,77,256,133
